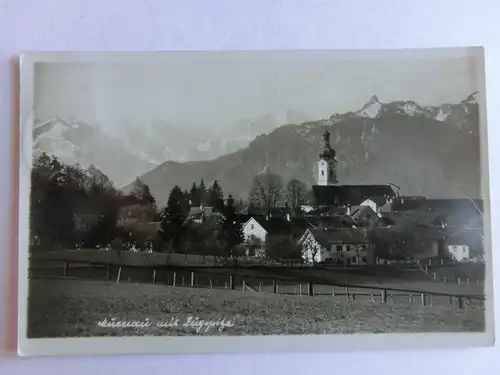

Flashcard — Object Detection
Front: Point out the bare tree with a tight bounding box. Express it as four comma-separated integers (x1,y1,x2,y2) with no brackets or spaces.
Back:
249,171,284,214
286,179,308,213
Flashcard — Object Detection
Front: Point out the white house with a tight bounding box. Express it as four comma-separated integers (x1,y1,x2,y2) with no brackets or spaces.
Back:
448,244,470,262
359,196,393,215
299,229,328,264
298,228,373,265
242,217,268,243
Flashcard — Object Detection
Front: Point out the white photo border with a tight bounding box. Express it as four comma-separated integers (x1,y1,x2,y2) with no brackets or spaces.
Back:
17,48,495,357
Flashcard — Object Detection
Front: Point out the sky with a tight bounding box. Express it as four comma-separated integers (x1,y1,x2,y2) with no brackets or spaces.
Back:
33,50,483,133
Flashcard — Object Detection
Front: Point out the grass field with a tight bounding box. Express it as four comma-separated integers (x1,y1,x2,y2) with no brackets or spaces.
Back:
27,279,485,338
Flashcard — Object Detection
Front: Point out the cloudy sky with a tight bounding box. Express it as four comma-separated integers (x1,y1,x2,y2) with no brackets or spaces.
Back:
34,49,483,132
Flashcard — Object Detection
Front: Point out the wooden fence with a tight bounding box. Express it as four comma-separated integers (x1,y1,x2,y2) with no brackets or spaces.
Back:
30,259,486,311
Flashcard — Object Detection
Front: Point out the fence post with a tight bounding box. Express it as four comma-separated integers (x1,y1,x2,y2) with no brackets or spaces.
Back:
225,281,228,289
449,295,454,305
209,278,213,289
308,282,314,296
259,282,262,292
440,258,444,266
230,275,235,290
457,277,461,284
432,272,436,280
299,284,302,296
381,289,388,303
408,293,412,303
190,272,195,287
467,278,470,285
242,280,246,291
172,272,176,286
63,261,69,277
152,269,156,284
421,293,426,306
345,287,350,301
273,279,277,294
116,266,122,283
352,293,356,301
332,288,335,298
458,297,465,309
444,276,447,283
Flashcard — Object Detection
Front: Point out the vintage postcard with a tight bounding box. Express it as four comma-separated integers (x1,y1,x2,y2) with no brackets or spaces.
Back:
17,48,494,356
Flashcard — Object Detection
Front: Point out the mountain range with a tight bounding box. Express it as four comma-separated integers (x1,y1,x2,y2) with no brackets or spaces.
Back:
122,93,482,205
33,109,310,187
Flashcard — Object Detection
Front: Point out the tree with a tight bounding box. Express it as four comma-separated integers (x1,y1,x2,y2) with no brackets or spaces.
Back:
249,171,284,214
207,180,225,211
367,219,428,261
199,179,207,205
266,235,302,264
286,179,308,214
160,186,189,258
130,177,156,207
219,195,245,263
244,235,263,257
189,181,201,206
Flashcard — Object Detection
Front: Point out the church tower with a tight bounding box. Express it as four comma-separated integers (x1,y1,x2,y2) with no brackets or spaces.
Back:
316,120,338,186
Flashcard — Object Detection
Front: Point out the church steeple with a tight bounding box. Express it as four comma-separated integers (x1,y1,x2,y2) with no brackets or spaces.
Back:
320,124,336,159
316,119,338,186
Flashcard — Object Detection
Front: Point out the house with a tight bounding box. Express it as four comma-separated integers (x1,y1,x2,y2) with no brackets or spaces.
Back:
448,245,471,262
241,215,314,243
299,228,373,265
117,204,156,226
359,196,392,214
186,206,225,227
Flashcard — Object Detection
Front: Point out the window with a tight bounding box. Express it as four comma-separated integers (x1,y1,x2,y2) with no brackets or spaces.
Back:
362,256,367,263
250,224,254,230
351,256,357,264
321,170,324,176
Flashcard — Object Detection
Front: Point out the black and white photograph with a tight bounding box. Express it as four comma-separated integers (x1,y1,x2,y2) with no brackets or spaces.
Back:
18,49,493,356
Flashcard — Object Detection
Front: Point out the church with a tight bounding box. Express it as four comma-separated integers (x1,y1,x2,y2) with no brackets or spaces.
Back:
311,120,397,209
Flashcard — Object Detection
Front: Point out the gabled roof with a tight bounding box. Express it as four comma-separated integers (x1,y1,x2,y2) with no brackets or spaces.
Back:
187,206,213,218
244,215,314,237
312,184,396,206
361,195,389,207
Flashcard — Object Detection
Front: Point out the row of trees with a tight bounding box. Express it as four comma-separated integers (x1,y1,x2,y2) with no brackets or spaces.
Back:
30,153,128,250
248,171,311,214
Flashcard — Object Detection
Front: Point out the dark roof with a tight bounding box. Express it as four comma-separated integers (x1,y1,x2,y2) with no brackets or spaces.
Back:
187,206,213,219
382,211,443,227
307,228,369,246
392,198,483,227
304,216,357,229
312,185,396,206
308,206,347,216
373,225,446,241
392,197,483,213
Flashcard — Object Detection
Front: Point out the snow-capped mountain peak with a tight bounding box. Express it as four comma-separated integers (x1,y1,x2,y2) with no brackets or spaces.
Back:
357,95,382,118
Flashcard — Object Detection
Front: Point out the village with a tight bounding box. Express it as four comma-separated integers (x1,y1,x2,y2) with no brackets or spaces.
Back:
100,123,485,268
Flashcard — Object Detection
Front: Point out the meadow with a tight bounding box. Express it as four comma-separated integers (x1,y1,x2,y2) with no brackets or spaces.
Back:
27,279,485,338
